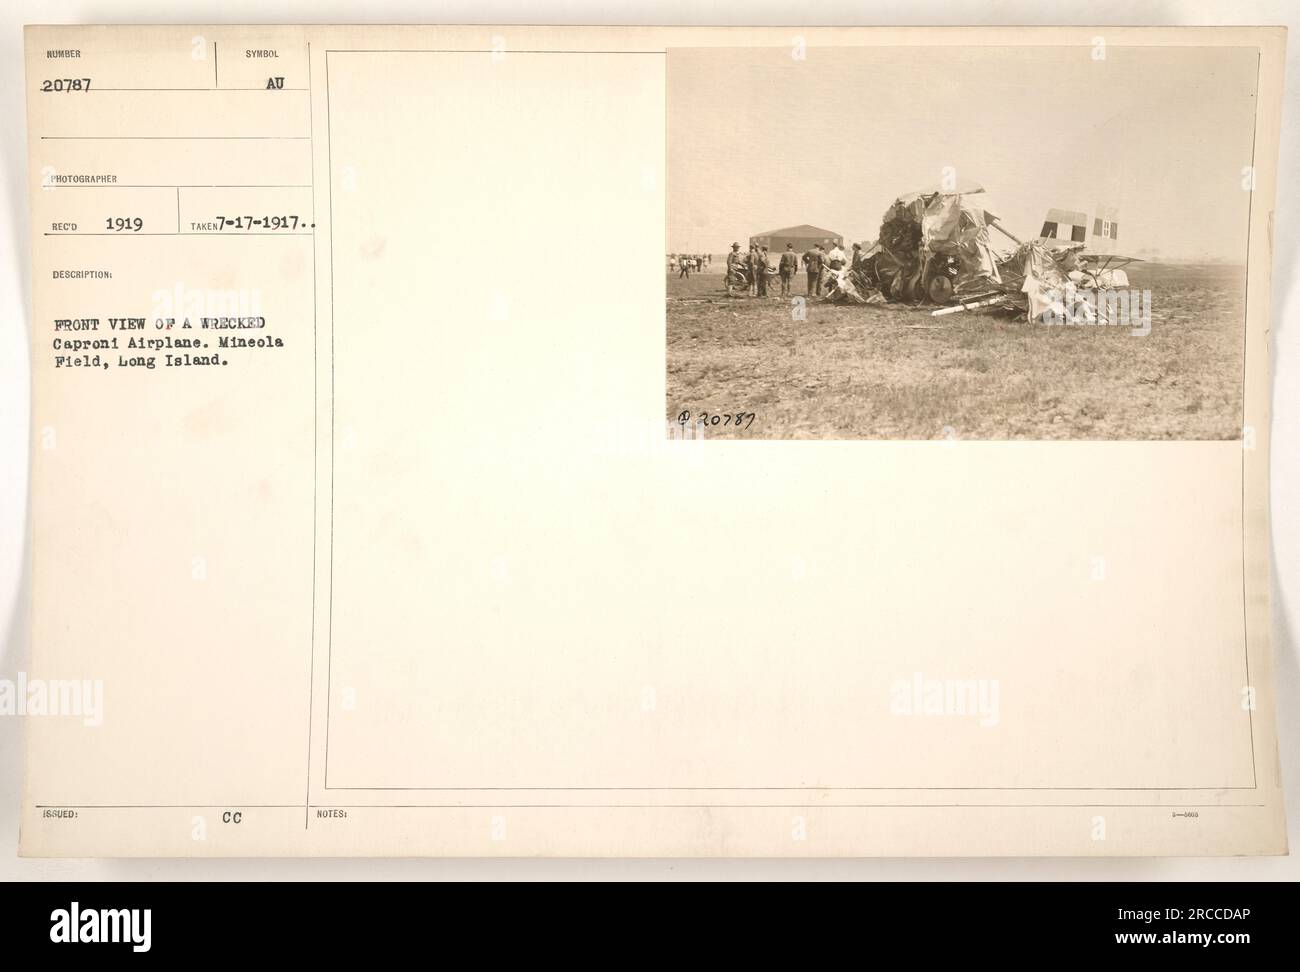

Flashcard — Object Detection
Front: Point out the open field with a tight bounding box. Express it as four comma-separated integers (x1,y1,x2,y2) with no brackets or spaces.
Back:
665,264,1246,439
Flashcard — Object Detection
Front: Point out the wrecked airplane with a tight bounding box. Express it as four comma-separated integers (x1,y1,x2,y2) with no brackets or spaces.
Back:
845,182,1143,323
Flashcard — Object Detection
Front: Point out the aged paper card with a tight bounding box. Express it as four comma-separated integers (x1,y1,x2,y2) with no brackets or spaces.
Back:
20,25,1287,856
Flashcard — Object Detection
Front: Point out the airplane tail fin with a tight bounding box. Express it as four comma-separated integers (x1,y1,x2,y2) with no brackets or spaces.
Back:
1035,205,1120,254
1088,204,1121,255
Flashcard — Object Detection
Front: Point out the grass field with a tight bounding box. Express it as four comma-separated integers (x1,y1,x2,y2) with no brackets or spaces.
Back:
665,263,1246,439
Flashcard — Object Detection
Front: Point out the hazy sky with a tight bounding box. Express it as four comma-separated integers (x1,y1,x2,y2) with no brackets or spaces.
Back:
667,45,1259,260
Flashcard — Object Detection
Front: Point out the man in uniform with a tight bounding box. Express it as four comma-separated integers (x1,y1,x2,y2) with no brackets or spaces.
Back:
802,243,824,296
726,242,746,295
778,243,799,297
754,246,771,297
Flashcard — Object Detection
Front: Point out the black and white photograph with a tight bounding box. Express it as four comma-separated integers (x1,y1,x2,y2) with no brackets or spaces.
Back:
667,44,1260,439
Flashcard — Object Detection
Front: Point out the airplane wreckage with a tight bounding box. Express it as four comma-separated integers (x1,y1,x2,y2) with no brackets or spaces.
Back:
822,182,1143,323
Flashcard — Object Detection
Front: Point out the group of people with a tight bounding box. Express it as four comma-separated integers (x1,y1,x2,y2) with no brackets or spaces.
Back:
724,240,870,298
669,253,710,278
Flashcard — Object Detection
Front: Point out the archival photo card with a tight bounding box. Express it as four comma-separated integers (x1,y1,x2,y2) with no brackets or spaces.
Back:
17,24,1286,859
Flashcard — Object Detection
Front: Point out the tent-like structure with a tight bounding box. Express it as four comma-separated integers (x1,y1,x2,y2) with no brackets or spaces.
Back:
749,224,843,254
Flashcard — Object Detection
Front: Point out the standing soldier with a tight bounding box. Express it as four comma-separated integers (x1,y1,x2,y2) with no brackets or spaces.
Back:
726,242,746,296
802,243,824,296
778,243,798,297
755,246,771,297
